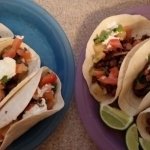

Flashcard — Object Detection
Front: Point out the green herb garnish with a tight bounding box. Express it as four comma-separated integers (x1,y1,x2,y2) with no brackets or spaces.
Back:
1,75,9,84
94,30,111,44
112,24,123,32
93,24,124,44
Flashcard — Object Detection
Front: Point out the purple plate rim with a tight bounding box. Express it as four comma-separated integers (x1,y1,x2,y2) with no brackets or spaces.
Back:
75,5,150,150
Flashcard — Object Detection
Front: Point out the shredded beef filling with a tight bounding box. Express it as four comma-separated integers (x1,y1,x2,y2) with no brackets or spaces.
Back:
92,53,125,96
133,62,150,97
92,35,150,96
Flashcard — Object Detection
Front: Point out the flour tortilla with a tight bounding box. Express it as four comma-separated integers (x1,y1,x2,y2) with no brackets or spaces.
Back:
136,107,150,141
0,23,14,38
119,40,150,116
0,37,41,108
0,66,64,150
82,14,150,105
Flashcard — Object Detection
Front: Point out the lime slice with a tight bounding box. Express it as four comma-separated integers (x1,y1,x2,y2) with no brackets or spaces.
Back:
100,105,133,130
126,124,139,150
139,138,150,150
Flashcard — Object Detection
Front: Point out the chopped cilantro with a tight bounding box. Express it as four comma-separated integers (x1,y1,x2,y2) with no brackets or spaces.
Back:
93,24,124,44
94,30,111,44
112,24,123,32
1,76,9,84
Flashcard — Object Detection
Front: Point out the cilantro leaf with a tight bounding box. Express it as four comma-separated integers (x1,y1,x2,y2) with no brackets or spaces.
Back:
94,30,111,44
112,24,123,32
93,24,124,44
1,76,9,84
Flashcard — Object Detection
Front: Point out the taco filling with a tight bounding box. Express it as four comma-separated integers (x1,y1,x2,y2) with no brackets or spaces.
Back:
91,23,149,96
133,56,150,97
20,71,57,119
0,36,31,102
0,71,58,143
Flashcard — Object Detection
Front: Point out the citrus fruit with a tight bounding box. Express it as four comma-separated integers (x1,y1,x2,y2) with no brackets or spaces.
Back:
126,124,139,150
139,138,150,150
100,104,133,130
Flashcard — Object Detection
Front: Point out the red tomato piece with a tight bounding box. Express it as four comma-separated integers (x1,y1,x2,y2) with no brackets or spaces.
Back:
98,75,117,85
97,67,119,85
39,73,57,87
93,70,105,78
108,39,123,49
109,67,119,78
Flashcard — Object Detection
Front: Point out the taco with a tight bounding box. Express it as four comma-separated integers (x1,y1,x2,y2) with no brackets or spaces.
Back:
119,40,150,116
136,107,150,141
0,36,40,108
0,23,14,38
0,66,64,150
82,14,150,104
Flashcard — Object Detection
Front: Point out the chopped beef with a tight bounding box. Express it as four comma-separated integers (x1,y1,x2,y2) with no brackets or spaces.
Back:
133,62,150,97
92,35,150,96
141,35,150,41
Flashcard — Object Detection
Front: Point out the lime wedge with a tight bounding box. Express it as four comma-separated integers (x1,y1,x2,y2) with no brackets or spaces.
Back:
100,105,133,130
126,124,139,150
139,138,150,150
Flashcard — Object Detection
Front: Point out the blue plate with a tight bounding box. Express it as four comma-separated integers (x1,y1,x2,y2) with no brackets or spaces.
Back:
0,0,75,149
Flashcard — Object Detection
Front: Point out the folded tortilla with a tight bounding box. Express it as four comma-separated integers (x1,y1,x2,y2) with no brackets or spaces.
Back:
0,23,14,38
82,14,150,105
119,40,150,116
136,107,150,141
0,37,41,108
0,66,64,150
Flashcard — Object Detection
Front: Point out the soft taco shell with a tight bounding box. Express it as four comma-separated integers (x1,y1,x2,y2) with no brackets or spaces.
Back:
136,107,150,141
119,40,150,116
0,66,64,150
0,68,42,129
0,37,41,108
0,23,14,38
82,14,150,105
